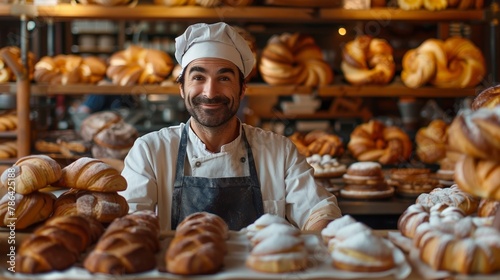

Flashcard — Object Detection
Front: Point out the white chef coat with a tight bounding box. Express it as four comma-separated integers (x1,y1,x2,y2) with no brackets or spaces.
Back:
120,119,342,232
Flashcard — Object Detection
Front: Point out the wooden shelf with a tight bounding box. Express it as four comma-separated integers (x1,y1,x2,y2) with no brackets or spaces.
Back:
20,81,478,98
320,8,486,22
1,4,488,23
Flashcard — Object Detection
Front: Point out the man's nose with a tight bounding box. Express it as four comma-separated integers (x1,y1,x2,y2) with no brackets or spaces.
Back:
202,79,218,98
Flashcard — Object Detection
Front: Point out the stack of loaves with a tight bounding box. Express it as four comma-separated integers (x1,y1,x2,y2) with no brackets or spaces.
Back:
84,210,161,275
165,212,229,275
52,157,129,223
0,155,61,229
80,111,138,160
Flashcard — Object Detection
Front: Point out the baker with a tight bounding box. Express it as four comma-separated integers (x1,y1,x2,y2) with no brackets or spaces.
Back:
120,22,342,231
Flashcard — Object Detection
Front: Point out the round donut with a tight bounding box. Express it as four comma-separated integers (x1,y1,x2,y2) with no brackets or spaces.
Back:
340,35,395,85
401,37,485,88
347,120,412,165
259,32,333,87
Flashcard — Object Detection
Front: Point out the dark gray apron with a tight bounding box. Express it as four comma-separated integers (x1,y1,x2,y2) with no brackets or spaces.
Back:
171,125,264,230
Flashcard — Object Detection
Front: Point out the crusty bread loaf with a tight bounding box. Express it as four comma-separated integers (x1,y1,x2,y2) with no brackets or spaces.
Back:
83,210,160,275
0,46,35,82
454,154,500,201
16,215,104,274
401,37,485,88
341,35,395,85
166,212,228,275
259,32,333,87
0,155,62,195
289,130,345,157
53,188,129,223
55,157,127,192
0,191,56,229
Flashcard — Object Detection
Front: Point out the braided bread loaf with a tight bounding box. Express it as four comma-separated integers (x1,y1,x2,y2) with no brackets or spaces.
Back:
34,54,106,85
341,35,395,85
16,215,104,273
401,37,485,88
166,212,228,275
347,120,412,165
0,155,62,195
83,210,160,275
259,32,333,86
415,119,449,164
55,157,127,192
455,154,500,201
0,191,55,229
106,45,174,86
289,130,344,157
53,188,129,223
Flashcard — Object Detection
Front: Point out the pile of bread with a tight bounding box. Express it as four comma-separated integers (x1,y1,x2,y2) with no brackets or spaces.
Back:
0,155,129,230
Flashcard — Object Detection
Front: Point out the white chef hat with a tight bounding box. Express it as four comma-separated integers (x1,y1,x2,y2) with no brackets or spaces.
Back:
175,22,255,78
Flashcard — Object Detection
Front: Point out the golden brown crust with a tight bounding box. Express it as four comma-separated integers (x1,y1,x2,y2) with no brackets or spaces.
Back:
83,210,160,275
347,120,412,165
341,35,395,85
53,189,129,223
415,119,449,164
0,191,56,229
454,154,500,201
259,32,333,86
106,45,174,86
16,215,103,274
166,212,228,275
401,37,485,88
0,155,62,195
288,130,344,157
34,54,106,85
477,198,500,217
55,157,127,192
472,85,500,111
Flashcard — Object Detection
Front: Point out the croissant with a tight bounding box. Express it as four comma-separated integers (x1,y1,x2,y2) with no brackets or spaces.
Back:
16,215,104,273
0,191,55,229
415,119,449,164
83,210,160,275
0,155,62,195
55,157,127,192
166,212,228,275
447,107,500,161
53,189,129,223
347,120,412,165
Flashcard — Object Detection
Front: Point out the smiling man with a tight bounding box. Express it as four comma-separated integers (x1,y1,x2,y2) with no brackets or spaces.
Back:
120,22,342,232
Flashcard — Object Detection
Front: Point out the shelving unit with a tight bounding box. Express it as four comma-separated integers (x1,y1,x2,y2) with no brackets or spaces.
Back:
0,3,498,162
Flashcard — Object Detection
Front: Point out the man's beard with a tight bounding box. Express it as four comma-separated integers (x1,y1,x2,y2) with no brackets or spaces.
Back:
186,95,239,128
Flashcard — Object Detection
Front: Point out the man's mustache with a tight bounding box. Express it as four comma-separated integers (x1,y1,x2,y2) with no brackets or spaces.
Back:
193,96,230,105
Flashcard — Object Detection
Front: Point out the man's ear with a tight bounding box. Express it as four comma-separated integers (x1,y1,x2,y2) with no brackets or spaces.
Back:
240,84,247,100
179,84,184,99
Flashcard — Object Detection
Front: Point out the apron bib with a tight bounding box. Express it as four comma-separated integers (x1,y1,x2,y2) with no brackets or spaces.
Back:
171,125,264,230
